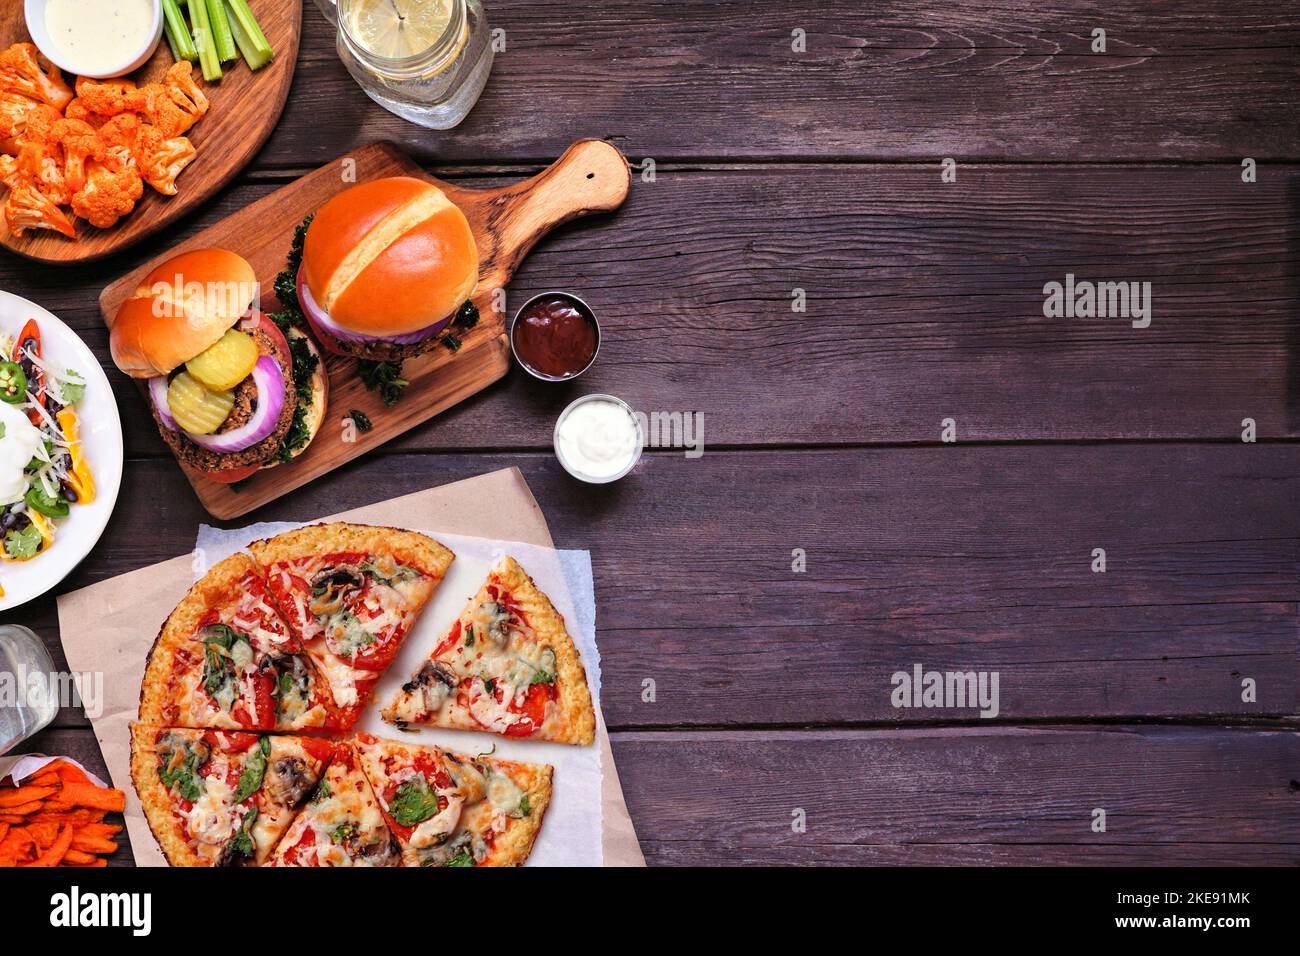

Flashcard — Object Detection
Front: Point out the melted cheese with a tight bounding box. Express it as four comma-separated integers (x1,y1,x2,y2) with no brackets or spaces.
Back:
184,765,239,846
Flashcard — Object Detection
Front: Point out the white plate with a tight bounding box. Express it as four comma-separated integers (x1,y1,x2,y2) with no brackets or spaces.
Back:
0,291,123,611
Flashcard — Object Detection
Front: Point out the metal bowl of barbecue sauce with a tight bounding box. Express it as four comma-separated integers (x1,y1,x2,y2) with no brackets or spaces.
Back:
510,292,601,382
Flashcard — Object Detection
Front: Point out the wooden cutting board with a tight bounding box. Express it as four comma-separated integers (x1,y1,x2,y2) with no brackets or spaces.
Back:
0,0,301,263
99,139,631,519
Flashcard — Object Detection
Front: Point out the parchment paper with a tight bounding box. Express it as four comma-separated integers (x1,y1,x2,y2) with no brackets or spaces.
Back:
55,467,644,867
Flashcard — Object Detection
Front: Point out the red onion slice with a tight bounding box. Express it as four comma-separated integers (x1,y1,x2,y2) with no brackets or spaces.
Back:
297,267,454,345
148,375,179,431
185,356,286,454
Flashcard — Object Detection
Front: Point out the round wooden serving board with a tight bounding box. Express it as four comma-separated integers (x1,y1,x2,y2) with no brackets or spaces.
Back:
0,0,301,264
98,139,632,519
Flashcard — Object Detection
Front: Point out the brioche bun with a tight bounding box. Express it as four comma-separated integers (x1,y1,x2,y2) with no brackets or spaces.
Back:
301,177,478,338
110,248,259,379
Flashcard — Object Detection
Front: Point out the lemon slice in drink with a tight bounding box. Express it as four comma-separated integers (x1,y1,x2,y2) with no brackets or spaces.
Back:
346,0,458,59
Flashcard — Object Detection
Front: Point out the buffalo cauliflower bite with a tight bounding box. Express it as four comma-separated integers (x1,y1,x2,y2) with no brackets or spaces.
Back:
134,126,196,195
71,158,143,229
73,76,139,117
5,176,75,237
132,63,209,137
52,117,97,194
0,44,73,111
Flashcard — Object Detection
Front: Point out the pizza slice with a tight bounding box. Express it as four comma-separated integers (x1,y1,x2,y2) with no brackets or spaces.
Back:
138,553,339,732
266,743,401,867
249,523,454,731
382,555,596,745
352,733,552,867
129,724,335,866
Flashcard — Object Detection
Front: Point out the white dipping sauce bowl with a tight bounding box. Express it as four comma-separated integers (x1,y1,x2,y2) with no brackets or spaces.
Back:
553,394,644,485
25,0,163,79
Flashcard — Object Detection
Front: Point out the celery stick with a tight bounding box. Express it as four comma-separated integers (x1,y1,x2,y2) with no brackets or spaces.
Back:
205,0,238,63
163,0,198,62
188,0,222,81
225,0,274,70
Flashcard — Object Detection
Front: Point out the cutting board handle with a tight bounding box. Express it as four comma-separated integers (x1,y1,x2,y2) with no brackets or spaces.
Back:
469,139,631,290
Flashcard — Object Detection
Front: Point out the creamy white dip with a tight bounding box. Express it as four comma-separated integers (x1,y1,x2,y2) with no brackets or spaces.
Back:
45,0,155,76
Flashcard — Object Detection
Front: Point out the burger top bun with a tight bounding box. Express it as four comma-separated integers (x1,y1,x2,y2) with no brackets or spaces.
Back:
110,248,259,379
302,177,479,338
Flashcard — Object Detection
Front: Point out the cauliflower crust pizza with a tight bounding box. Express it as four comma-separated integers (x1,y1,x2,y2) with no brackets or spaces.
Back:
352,734,553,867
383,556,596,745
130,725,335,867
248,523,455,730
138,552,338,732
130,524,585,867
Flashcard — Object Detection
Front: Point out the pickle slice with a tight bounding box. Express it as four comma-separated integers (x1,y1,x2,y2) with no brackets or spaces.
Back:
167,372,234,435
186,329,259,392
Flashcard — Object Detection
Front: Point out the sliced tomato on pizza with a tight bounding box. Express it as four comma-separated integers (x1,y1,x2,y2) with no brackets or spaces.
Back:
138,553,339,731
266,742,401,867
249,523,454,730
382,555,596,745
130,724,336,866
351,733,552,867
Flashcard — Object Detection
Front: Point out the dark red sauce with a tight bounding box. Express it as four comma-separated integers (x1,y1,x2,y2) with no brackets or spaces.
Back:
512,295,599,378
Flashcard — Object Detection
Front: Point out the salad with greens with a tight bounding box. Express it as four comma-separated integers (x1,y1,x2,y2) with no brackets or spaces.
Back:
0,318,95,592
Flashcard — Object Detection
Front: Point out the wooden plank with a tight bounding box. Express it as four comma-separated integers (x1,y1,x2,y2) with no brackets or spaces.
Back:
9,163,1297,450
15,445,1296,728
0,0,302,262
253,0,1300,166
613,727,1300,866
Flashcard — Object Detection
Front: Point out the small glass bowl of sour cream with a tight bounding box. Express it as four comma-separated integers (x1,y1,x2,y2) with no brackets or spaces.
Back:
553,394,644,484
26,0,163,80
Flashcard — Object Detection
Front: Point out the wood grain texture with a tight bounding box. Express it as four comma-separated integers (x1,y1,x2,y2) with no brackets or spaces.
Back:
97,140,629,517
0,0,301,262
11,162,1296,452
615,727,1300,866
253,1,1300,166
14,446,1297,728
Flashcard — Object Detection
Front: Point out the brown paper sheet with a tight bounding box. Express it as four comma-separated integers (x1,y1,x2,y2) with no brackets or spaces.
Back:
55,466,644,867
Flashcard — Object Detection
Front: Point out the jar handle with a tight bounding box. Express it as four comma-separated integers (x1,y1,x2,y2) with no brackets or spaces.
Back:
312,0,339,27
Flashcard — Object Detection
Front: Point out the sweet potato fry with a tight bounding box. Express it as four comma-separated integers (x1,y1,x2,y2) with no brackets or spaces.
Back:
21,824,73,866
76,822,121,839
0,801,42,816
0,822,8,843
70,834,117,855
23,819,62,848
62,857,107,867
52,762,91,786
0,814,27,825
60,848,99,865
28,772,61,788
1,827,37,865
52,782,125,813
0,786,58,807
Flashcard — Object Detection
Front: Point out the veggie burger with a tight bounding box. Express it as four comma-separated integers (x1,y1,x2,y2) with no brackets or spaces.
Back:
110,248,328,483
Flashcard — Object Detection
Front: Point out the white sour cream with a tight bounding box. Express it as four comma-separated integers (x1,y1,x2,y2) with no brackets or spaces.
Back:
45,0,155,76
0,403,43,506
555,397,641,482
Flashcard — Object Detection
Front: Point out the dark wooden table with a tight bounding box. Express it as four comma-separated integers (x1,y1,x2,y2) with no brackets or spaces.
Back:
3,1,1297,866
